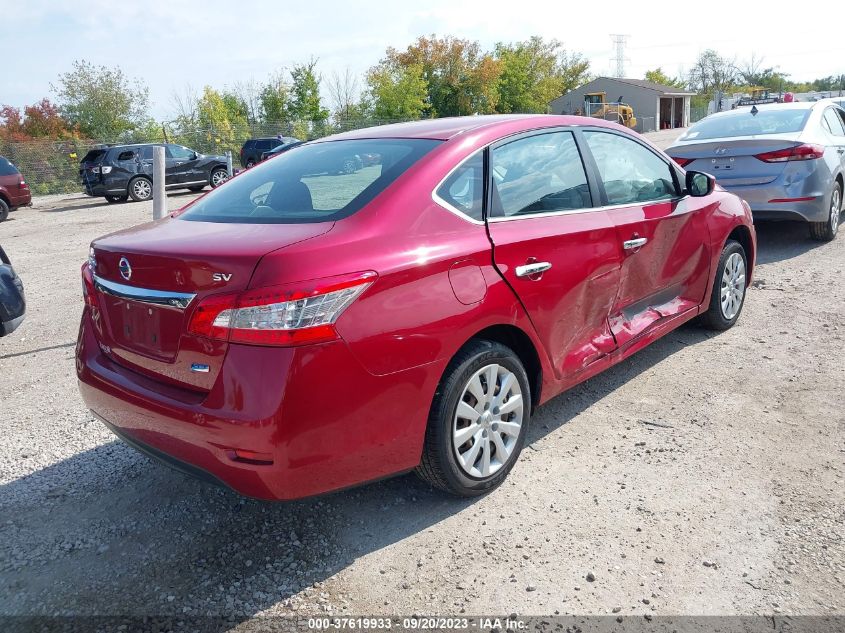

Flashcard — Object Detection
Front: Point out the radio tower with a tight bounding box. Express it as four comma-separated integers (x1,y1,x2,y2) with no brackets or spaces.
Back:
610,34,629,78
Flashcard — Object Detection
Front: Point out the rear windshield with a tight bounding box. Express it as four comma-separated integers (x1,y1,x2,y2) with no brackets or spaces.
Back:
179,138,441,224
0,157,19,176
680,108,812,141
80,149,107,164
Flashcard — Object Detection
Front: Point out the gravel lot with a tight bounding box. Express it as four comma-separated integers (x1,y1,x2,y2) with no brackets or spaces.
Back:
1,130,843,621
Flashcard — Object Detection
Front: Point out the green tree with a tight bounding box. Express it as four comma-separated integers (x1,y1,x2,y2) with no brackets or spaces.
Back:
260,71,290,123
52,60,150,139
389,36,501,116
495,37,590,113
289,59,329,129
197,86,248,150
687,50,738,95
365,61,428,120
644,68,686,89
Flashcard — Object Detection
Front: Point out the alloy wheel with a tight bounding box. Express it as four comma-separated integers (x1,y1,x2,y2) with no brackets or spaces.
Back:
720,252,746,320
452,363,523,478
211,169,228,187
133,179,151,200
830,186,841,234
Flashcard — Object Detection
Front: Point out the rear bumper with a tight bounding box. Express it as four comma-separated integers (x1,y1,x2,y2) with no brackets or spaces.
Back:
720,173,830,223
76,309,437,500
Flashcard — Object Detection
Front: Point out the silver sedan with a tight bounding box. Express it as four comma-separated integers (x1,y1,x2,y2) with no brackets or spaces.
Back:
667,101,845,241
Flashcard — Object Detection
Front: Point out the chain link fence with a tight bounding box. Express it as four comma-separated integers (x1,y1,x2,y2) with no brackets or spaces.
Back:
0,117,407,196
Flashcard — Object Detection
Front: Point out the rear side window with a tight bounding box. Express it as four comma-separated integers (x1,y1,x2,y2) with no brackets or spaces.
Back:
822,108,845,136
180,138,441,224
0,157,19,176
680,108,811,140
584,131,677,205
116,149,136,161
490,131,591,217
436,152,484,221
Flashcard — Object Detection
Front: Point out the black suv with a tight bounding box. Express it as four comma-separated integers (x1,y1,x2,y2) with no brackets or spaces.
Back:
80,143,229,203
240,137,300,168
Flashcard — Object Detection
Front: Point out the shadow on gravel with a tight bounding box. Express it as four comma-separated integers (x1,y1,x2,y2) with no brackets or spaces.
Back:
753,220,827,265
0,323,716,621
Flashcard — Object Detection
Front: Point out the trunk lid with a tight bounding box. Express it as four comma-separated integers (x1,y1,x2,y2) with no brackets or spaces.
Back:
668,133,803,186
90,217,333,390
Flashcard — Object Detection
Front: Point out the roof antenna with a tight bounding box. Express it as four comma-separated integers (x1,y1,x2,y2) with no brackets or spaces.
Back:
750,105,759,116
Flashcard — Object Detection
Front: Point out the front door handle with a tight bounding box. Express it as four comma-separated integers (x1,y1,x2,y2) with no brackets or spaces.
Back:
515,261,552,278
623,237,648,250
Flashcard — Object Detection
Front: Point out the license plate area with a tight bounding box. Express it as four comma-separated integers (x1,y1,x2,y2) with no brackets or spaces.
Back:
710,157,736,171
107,299,184,360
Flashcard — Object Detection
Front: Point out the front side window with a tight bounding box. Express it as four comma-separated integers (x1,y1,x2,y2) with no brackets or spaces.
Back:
490,131,591,217
435,151,484,221
180,138,441,224
167,145,195,160
583,131,677,205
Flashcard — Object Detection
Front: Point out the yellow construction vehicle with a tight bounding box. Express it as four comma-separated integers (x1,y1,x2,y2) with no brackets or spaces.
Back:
582,92,637,128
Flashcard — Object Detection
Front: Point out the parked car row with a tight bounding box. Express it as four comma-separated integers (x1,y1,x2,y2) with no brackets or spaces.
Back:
77,114,757,500
80,143,230,204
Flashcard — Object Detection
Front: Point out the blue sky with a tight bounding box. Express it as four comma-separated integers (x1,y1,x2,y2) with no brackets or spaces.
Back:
2,0,843,120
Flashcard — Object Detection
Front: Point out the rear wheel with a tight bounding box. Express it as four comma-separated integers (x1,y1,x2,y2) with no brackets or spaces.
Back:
245,160,255,169
210,167,229,188
105,195,127,204
416,340,531,497
128,177,153,202
698,239,748,331
0,198,9,222
810,181,841,242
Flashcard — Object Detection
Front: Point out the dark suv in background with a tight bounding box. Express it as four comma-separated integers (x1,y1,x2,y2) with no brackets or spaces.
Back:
80,143,229,204
240,137,300,168
0,156,32,222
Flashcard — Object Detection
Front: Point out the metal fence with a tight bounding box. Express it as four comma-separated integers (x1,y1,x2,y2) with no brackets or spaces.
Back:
0,117,407,196
690,107,708,124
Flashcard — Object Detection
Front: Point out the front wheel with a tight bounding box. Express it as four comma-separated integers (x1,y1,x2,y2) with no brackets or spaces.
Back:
698,239,748,331
0,198,9,222
809,181,841,242
416,340,531,497
210,167,229,188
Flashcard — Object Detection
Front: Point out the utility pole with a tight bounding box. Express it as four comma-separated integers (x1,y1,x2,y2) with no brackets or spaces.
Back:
610,34,629,78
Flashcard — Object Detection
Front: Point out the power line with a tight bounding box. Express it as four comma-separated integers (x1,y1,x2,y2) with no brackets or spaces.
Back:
610,34,629,78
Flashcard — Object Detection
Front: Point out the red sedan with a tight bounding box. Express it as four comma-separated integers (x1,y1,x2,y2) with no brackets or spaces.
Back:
77,115,756,500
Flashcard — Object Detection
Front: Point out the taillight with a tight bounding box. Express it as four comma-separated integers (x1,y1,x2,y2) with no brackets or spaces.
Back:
671,157,693,168
187,271,376,346
19,176,29,190
754,144,825,163
81,262,97,307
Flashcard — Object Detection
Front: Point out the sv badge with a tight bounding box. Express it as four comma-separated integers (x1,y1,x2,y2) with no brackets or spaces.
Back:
212,273,233,282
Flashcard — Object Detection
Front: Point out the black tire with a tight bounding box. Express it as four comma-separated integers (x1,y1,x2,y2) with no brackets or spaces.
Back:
210,167,229,188
128,177,153,202
0,198,9,222
245,160,255,169
188,186,205,192
809,180,841,242
698,239,748,331
105,195,128,204
416,340,531,497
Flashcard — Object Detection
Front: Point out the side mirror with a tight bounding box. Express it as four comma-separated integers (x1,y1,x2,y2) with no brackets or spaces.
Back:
192,152,198,160
686,170,715,197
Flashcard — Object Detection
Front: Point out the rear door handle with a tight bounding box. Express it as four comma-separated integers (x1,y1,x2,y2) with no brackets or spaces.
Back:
623,237,648,250
515,262,552,278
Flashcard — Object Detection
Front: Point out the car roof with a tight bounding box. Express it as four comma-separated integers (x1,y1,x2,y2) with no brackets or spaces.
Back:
324,114,618,141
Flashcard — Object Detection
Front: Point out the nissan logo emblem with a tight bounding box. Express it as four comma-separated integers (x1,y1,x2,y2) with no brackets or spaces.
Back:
118,257,132,281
